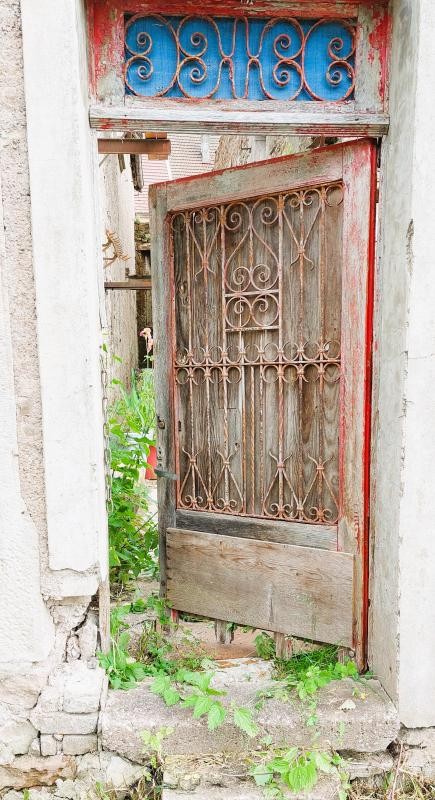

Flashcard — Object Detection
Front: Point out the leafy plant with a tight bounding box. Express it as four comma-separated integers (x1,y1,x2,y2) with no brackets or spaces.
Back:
112,368,156,438
256,647,359,728
250,746,350,799
108,369,158,587
150,668,259,737
255,632,276,660
98,606,149,690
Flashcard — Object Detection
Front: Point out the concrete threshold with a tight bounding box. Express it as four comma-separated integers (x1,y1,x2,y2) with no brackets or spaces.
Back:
101,658,400,763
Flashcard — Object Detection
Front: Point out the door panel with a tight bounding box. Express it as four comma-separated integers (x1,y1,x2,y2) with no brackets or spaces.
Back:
175,510,337,550
150,141,376,664
166,528,354,646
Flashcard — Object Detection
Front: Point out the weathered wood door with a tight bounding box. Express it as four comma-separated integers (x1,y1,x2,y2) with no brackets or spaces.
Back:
150,140,376,666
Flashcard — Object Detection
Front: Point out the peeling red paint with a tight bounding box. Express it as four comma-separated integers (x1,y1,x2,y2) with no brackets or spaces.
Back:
368,6,392,103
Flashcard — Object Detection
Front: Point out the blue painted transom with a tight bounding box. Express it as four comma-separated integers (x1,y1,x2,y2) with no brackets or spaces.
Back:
124,15,356,102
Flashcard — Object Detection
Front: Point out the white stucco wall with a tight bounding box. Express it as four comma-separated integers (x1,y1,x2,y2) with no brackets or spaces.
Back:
20,0,108,587
99,155,138,397
396,0,435,727
370,0,435,727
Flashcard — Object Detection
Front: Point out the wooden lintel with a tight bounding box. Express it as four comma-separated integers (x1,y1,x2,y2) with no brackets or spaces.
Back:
104,279,151,290
91,105,390,137
98,137,171,158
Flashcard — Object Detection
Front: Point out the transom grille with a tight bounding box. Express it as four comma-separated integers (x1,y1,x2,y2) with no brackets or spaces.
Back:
172,182,343,524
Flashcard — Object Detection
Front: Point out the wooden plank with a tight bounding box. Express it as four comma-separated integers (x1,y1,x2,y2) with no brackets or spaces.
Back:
98,577,111,655
90,104,389,138
104,279,151,290
338,139,376,668
98,138,171,157
150,183,176,597
175,510,337,550
166,528,354,646
164,145,343,211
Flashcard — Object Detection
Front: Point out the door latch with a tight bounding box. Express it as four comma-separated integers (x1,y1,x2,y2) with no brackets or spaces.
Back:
154,468,178,480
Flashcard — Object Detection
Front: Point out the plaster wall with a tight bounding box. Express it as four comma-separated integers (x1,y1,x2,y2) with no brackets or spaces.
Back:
369,0,418,705
0,0,54,663
395,0,435,727
370,0,435,727
20,0,108,585
99,155,138,398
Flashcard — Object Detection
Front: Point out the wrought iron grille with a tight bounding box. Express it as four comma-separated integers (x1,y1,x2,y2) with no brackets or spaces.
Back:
171,183,343,525
125,15,356,102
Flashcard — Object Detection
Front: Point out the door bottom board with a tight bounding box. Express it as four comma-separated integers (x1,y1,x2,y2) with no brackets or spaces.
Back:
166,528,354,648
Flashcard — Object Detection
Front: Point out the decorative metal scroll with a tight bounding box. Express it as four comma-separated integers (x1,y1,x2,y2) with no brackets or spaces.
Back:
125,15,356,102
171,183,344,525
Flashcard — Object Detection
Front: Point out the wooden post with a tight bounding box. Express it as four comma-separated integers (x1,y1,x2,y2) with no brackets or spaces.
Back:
337,646,355,664
274,633,293,660
214,620,233,645
98,578,111,655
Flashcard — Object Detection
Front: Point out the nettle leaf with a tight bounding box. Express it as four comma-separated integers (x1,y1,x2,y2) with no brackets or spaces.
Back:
250,763,273,787
151,674,170,696
207,702,226,731
192,695,214,719
182,693,200,709
313,751,336,774
232,706,259,738
163,686,181,706
285,760,317,793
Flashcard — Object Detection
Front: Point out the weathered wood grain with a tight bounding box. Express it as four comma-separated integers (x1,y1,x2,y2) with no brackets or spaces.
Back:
149,183,176,596
338,139,376,668
175,510,337,550
90,104,389,137
166,528,354,646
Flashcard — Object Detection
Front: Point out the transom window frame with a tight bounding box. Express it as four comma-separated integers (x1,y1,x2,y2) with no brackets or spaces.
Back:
87,0,391,136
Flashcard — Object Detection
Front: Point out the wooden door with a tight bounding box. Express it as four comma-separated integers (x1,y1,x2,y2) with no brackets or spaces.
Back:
150,140,376,666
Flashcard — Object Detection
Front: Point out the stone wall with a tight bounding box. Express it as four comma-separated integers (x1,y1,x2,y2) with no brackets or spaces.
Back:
0,0,110,780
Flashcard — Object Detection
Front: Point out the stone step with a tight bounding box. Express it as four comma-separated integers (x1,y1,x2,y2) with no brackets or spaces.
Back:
101,658,400,763
162,774,341,800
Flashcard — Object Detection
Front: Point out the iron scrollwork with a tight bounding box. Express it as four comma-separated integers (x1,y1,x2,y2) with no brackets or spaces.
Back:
125,14,356,102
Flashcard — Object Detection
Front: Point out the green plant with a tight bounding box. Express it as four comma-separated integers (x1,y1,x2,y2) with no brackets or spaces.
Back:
113,368,156,439
250,746,350,799
255,632,276,660
256,647,359,728
108,369,158,587
151,668,259,737
98,606,150,690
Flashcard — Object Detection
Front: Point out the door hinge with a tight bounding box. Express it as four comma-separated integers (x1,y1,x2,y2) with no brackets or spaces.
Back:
154,468,178,480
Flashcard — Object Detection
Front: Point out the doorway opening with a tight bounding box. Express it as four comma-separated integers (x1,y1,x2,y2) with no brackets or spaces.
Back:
98,130,375,677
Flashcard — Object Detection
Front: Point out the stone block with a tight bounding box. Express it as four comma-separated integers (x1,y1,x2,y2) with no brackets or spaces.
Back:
0,668,49,710
0,705,37,758
162,775,340,800
30,708,98,736
62,662,105,713
77,615,98,662
34,686,63,714
74,751,144,796
0,755,76,790
40,735,57,757
101,668,399,763
62,735,98,755
342,751,394,780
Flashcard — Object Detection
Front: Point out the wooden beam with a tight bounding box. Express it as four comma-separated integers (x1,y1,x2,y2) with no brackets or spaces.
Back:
166,528,355,647
91,104,389,137
98,137,171,158
104,279,151,290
